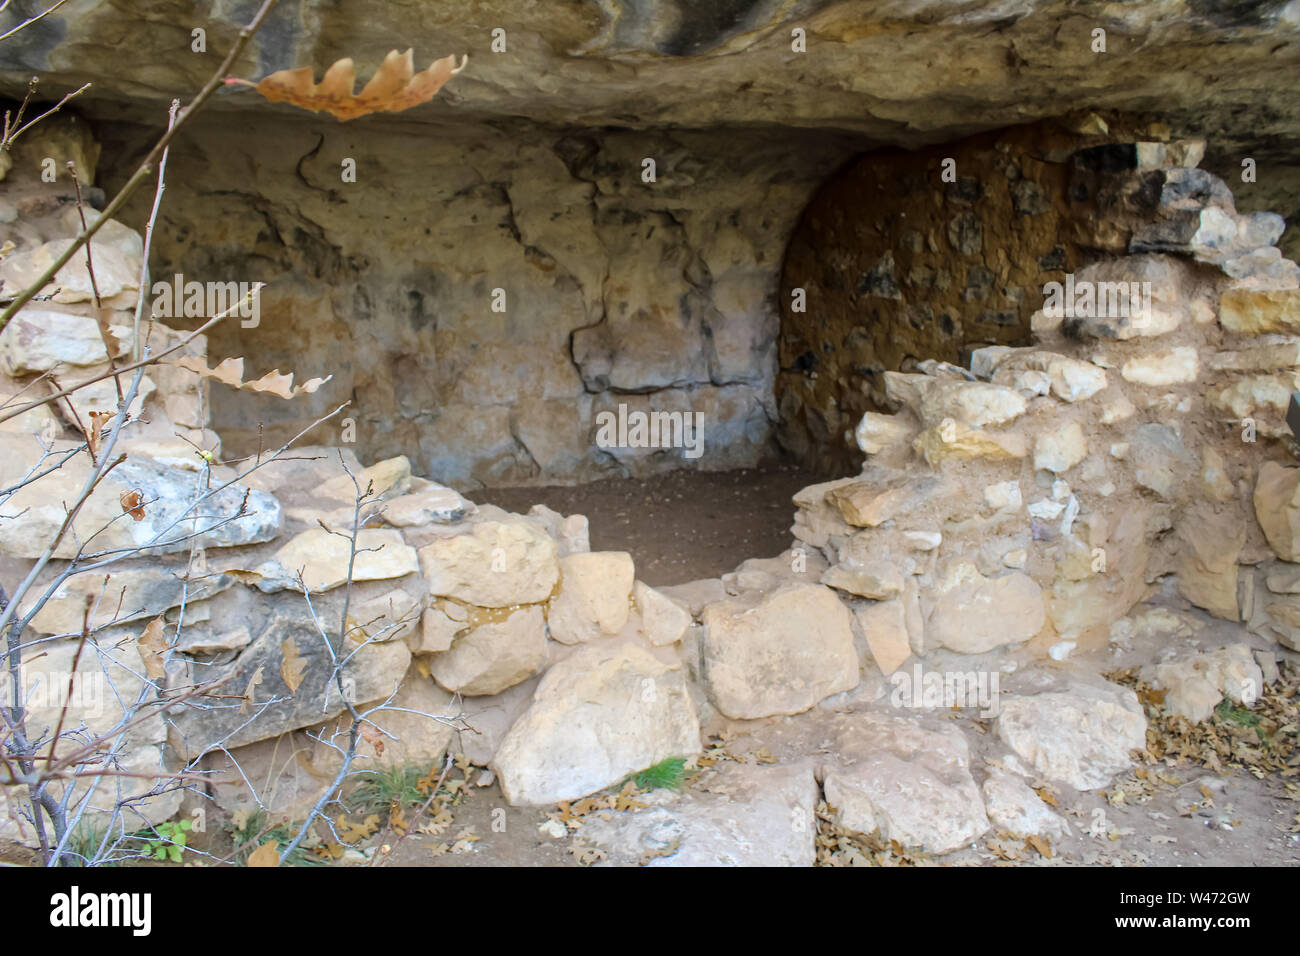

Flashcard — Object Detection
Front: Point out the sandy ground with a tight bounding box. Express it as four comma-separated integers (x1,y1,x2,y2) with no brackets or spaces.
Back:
474,465,828,587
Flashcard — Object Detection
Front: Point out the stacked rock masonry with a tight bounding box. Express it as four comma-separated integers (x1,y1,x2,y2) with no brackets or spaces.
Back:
0,112,1296,863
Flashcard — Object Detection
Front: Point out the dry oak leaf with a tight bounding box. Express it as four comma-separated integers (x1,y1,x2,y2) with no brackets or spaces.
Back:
231,49,467,122
166,355,331,400
241,664,264,715
136,616,169,682
119,488,146,522
247,842,280,867
86,410,114,458
279,635,307,695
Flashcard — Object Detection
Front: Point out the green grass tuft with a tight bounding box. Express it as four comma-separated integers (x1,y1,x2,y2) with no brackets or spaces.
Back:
623,757,688,792
351,763,427,813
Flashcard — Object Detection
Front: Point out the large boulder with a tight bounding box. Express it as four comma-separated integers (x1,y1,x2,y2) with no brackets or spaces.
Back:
701,583,858,719
822,713,989,854
429,605,546,696
997,678,1146,790
492,640,700,806
419,518,559,607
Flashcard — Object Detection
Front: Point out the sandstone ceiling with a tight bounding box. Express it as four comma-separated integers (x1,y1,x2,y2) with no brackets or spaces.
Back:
1,0,1298,151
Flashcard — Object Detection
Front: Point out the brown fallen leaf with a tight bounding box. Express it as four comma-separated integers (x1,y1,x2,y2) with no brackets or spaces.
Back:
165,355,331,399
247,842,280,867
280,636,307,695
230,49,467,122
337,813,380,844
136,617,169,682
1026,834,1054,859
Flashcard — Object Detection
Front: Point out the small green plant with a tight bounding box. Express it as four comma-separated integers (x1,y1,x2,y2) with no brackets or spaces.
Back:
1214,698,1268,744
134,819,192,863
623,757,688,792
351,763,426,813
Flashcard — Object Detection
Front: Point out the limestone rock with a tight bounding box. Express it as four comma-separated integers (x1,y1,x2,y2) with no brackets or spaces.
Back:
1130,424,1194,500
254,528,418,593
419,518,559,607
821,557,903,600
381,483,474,526
170,612,411,758
701,583,858,719
1255,461,1300,561
24,564,232,636
1218,289,1300,334
429,605,546,696
825,481,910,528
982,768,1071,841
0,238,140,307
0,435,282,559
1033,421,1087,473
823,713,988,854
576,761,818,867
1120,346,1200,385
917,379,1027,429
316,455,412,502
348,587,422,642
492,640,701,806
0,308,133,374
913,421,1026,466
927,569,1046,654
635,580,690,646
1152,644,1263,723
855,412,916,455
855,599,911,676
997,679,1146,790
527,503,591,555
547,550,635,644
412,603,469,654
1176,505,1245,620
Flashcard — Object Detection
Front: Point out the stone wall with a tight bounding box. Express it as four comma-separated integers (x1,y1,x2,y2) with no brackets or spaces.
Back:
96,114,855,487
3,115,1299,861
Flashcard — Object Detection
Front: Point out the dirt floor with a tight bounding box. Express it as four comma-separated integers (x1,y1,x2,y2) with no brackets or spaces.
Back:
474,465,828,587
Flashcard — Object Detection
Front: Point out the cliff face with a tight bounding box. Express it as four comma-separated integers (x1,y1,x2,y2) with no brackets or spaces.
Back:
2,0,1298,483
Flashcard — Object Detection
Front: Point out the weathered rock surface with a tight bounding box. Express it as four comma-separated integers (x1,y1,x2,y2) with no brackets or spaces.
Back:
420,518,558,607
701,583,858,719
547,551,635,644
1151,644,1263,723
927,568,1046,654
254,528,418,593
492,640,700,806
822,713,989,854
997,678,1146,791
429,605,546,696
982,768,1071,841
0,436,282,559
170,606,411,758
577,761,818,867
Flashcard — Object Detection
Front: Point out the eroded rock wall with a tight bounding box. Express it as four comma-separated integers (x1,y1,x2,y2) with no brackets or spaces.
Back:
96,116,855,486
